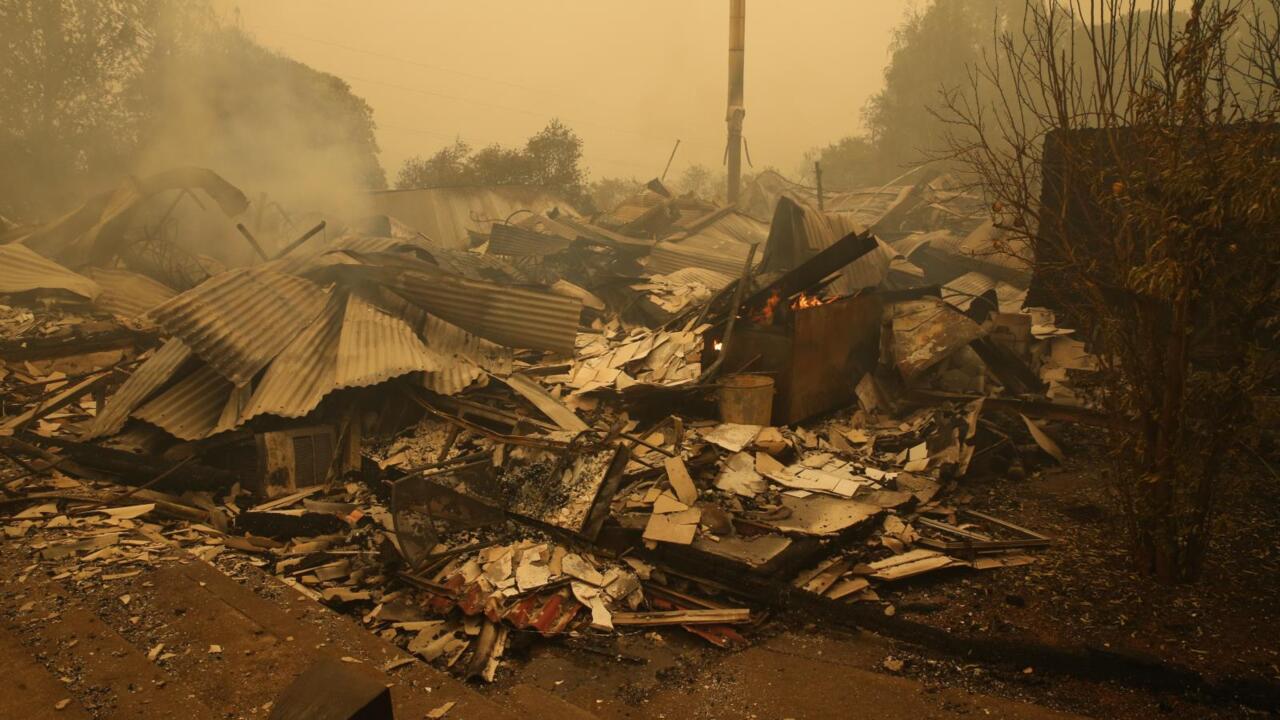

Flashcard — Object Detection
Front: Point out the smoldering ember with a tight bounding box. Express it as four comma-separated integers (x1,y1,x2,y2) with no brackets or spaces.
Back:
2,2,1278,719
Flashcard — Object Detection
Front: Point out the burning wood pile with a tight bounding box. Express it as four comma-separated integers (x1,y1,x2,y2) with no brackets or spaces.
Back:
1,168,1097,686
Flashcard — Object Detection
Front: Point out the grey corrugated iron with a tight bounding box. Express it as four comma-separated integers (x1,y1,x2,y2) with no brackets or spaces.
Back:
654,267,736,290
239,293,343,422
0,243,100,299
240,291,450,424
81,338,193,440
757,195,899,295
487,223,572,257
133,363,237,441
420,313,512,396
354,255,581,355
149,267,331,386
336,293,447,389
941,271,999,312
84,267,176,319
673,208,769,245
647,238,752,277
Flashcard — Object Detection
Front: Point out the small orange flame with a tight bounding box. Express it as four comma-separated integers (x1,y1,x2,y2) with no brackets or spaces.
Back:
790,292,836,310
751,290,782,324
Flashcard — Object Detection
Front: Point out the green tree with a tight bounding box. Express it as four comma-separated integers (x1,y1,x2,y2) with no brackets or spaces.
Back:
867,0,1013,174
396,139,474,188
523,119,585,199
586,176,642,214
801,135,881,190
396,119,588,206
0,0,160,218
801,0,1014,189
675,164,722,201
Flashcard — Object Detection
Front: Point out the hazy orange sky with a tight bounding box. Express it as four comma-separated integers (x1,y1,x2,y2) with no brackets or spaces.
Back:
229,1,917,183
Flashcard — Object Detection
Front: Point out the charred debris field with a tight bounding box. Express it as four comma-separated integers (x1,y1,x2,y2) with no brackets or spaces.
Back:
3,2,1280,719
1,168,1274,720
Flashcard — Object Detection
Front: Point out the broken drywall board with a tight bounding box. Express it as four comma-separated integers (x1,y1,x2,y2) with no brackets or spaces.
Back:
664,456,698,505
651,492,690,514
759,495,880,536
692,532,793,570
764,465,862,498
755,451,785,475
752,427,787,454
970,553,1036,570
826,576,870,600
642,507,702,545
716,452,766,497
702,423,762,452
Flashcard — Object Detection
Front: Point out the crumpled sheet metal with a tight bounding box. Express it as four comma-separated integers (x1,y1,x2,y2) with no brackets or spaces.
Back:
0,243,100,300
647,238,751,277
149,267,330,387
238,292,344,423
133,363,238,441
240,292,449,425
420,313,510,396
84,266,176,320
375,264,581,355
81,338,193,440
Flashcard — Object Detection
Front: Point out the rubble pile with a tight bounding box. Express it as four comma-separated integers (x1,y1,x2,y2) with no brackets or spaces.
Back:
1,167,1102,684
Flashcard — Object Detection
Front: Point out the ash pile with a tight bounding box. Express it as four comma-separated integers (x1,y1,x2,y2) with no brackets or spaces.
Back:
2,169,1095,683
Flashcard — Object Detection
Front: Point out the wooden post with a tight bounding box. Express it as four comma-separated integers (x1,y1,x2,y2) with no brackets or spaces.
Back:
661,139,682,181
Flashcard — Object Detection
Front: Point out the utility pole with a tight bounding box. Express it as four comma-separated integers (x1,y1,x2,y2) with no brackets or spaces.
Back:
814,161,825,211
726,0,746,205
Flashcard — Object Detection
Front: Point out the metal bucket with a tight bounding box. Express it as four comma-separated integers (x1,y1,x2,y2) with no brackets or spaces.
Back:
718,374,774,425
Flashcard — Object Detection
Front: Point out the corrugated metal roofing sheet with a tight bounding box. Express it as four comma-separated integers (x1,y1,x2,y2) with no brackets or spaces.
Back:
239,293,342,422
359,290,511,396
239,292,450,423
84,267,176,319
648,238,753,277
835,238,899,293
759,194,839,273
941,271,999,311
356,256,580,355
134,363,235,441
0,243,100,299
271,234,413,276
654,267,736,290
674,209,769,246
149,267,330,386
81,338,193,440
487,223,572,257
756,195,900,296
336,294,446,388
368,186,575,250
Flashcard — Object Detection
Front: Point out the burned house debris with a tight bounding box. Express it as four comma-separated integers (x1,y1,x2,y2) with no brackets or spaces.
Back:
0,160,1110,707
